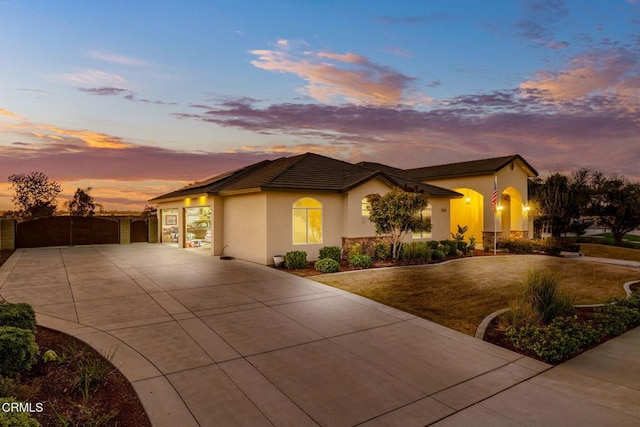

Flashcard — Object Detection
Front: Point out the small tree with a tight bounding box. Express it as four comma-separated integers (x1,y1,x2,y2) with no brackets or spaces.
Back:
67,187,97,216
8,172,62,219
366,188,431,260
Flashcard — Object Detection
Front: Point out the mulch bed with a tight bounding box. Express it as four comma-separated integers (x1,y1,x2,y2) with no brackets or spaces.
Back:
278,250,505,277
11,327,151,427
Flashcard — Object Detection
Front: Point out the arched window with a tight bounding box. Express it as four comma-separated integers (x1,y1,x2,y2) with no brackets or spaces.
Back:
292,198,323,244
361,197,370,217
412,203,432,239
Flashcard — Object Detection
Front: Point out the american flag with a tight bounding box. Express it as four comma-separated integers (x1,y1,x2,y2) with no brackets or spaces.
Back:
492,175,498,212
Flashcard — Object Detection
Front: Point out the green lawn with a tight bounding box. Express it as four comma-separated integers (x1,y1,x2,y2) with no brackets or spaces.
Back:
311,255,640,336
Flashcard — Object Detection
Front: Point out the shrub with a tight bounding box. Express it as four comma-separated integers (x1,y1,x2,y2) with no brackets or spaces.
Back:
284,251,307,269
372,243,390,261
593,300,640,336
523,269,574,324
400,242,431,263
348,243,363,258
506,316,602,363
0,327,38,377
437,243,451,257
318,246,341,262
0,303,36,332
432,249,445,261
314,258,340,273
499,239,536,254
348,254,372,268
446,240,460,255
426,240,440,250
457,241,469,254
0,397,40,426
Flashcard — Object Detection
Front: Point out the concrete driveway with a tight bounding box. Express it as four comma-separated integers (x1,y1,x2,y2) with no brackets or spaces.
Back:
0,244,638,426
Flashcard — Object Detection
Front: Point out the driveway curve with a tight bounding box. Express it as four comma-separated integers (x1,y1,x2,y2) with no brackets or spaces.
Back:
1,244,637,426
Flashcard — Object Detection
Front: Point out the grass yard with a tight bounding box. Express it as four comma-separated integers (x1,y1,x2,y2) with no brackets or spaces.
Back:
579,243,640,262
311,255,640,336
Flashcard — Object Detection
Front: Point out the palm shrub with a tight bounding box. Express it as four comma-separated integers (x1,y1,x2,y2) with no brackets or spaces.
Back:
284,251,307,269
314,258,340,273
319,246,341,262
523,269,574,324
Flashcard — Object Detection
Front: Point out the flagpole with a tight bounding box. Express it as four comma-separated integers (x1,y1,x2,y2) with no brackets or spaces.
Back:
493,175,498,255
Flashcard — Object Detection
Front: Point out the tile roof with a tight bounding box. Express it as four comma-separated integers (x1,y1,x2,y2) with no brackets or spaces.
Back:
150,152,462,201
405,154,538,180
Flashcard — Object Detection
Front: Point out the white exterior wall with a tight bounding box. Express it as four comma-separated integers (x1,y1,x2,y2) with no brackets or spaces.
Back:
265,191,344,263
223,192,268,264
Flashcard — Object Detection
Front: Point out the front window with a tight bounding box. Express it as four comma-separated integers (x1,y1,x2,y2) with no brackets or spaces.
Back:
361,197,370,217
292,198,323,244
412,203,432,239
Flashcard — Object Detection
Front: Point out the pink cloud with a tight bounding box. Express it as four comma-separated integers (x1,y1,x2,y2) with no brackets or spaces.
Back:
249,46,430,106
520,49,640,111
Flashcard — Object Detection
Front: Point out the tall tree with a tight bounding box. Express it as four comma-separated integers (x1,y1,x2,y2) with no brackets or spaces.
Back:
8,172,62,219
366,188,431,260
589,173,640,244
530,173,573,238
67,187,97,216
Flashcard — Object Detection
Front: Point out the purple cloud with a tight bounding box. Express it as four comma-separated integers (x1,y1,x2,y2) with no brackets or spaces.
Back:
78,87,129,96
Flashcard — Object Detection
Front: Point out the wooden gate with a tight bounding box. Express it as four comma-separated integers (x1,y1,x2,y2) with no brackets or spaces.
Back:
16,216,120,248
130,219,148,243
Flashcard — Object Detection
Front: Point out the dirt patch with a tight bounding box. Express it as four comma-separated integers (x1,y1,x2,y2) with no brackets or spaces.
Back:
8,326,151,427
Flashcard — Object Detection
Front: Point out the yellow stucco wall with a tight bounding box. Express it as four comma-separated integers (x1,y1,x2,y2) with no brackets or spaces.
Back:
423,159,532,235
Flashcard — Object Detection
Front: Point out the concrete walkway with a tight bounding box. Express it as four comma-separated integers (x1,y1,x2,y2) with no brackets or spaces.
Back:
0,245,638,426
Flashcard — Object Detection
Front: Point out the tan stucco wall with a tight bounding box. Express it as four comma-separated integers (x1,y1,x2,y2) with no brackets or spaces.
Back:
425,197,451,241
265,191,344,263
343,179,393,238
223,192,267,264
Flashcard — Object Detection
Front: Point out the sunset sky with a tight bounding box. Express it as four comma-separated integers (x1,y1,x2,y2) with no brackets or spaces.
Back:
1,0,639,211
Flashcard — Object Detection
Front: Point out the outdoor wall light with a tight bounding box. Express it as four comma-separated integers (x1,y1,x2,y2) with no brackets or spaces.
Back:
497,204,504,211
465,196,471,204
523,205,531,213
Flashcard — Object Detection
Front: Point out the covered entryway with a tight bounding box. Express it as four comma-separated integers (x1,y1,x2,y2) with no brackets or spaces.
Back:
16,216,120,248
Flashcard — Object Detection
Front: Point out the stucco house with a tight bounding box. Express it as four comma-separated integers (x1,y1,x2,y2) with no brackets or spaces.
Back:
150,153,538,264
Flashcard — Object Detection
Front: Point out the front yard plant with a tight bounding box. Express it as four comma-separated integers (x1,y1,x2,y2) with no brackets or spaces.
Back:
319,246,341,262
500,270,640,363
314,258,340,273
284,251,307,269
